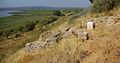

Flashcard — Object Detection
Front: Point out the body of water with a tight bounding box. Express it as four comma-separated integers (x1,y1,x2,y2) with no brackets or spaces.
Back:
0,10,13,18
0,10,25,18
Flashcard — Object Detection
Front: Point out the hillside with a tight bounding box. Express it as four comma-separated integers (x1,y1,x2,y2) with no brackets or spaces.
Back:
2,9,120,63
0,0,120,63
0,9,83,63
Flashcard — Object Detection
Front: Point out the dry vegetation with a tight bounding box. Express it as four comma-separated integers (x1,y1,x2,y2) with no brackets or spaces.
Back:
2,8,120,63
1,1,120,63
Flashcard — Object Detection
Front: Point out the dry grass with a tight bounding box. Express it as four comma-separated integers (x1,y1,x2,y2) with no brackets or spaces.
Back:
2,8,120,63
5,20,120,63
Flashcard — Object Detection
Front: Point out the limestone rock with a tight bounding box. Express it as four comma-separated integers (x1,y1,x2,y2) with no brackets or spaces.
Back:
25,32,62,52
76,30,88,41
87,21,94,30
25,41,47,52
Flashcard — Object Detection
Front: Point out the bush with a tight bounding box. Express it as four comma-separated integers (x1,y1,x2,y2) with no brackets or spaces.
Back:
22,21,37,32
53,10,62,16
41,16,59,25
91,0,120,13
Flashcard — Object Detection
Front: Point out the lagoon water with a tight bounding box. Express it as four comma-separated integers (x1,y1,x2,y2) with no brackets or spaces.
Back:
0,10,13,18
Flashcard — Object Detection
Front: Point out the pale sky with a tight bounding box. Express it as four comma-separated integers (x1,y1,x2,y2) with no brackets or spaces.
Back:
0,0,90,8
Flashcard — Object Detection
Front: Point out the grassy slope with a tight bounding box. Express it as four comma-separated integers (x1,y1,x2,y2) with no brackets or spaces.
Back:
0,10,61,62
0,8,77,63
3,8,120,63
3,13,71,63
1,6,120,63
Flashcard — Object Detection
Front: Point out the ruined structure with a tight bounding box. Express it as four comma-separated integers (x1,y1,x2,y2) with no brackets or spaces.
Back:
87,21,94,30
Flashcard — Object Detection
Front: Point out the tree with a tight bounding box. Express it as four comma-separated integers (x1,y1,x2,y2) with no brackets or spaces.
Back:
90,0,94,3
90,0,120,13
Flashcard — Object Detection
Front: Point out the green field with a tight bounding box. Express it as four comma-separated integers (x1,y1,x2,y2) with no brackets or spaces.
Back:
0,10,54,29
0,10,62,38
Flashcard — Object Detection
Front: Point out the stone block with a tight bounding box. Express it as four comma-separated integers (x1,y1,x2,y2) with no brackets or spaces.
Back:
87,22,94,30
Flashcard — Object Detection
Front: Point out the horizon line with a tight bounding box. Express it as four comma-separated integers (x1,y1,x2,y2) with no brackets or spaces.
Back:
0,5,88,8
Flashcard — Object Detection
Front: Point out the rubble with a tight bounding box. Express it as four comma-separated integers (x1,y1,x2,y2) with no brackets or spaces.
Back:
25,41,45,51
73,29,88,41
25,32,62,52
100,16,120,27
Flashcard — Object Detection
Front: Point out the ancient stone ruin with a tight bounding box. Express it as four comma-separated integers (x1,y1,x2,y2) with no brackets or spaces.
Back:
25,41,46,52
87,21,94,30
104,16,120,27
25,31,62,52
72,29,88,41
25,26,90,52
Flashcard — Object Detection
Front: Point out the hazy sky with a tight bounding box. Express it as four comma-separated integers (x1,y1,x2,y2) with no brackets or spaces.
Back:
0,0,90,8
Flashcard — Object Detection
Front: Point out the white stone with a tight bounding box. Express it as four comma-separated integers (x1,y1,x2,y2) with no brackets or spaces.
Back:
77,31,88,40
25,43,32,47
87,22,94,30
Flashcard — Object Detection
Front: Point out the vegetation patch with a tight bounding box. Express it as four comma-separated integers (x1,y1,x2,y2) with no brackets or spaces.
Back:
91,0,120,13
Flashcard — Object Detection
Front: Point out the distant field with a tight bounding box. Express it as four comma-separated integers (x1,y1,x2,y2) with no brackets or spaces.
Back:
0,10,61,38
0,10,53,29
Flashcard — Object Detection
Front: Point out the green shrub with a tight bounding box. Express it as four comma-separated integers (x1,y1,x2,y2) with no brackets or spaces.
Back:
41,16,59,25
22,21,37,32
53,10,62,16
91,0,120,13
17,25,24,31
